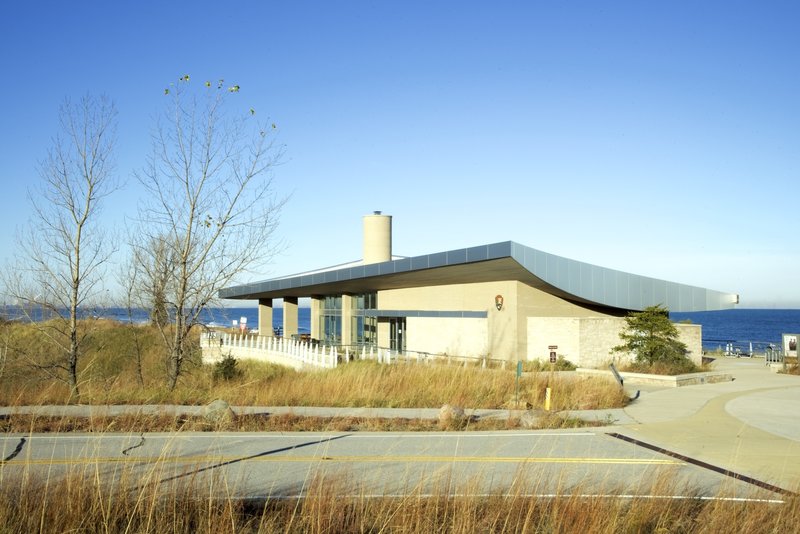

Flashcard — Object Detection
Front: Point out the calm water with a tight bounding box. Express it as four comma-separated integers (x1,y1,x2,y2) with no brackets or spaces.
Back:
671,309,800,351
202,307,311,333
5,306,797,350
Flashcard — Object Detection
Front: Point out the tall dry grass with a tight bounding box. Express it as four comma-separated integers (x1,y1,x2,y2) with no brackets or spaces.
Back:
0,461,795,533
0,320,627,411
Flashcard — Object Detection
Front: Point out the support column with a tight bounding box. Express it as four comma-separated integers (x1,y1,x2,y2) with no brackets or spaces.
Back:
377,318,390,349
342,294,354,347
283,297,299,339
258,298,273,337
310,296,322,341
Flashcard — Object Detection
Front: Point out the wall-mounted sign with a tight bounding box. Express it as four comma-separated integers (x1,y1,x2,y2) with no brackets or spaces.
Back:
495,294,504,311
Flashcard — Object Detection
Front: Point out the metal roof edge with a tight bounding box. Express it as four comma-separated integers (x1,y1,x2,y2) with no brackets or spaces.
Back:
506,242,738,312
220,240,738,312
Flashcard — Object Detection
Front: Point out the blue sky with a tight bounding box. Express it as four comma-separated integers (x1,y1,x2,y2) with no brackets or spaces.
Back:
1,1,798,307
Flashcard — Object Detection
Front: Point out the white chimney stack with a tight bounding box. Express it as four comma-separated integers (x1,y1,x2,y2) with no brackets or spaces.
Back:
363,211,392,264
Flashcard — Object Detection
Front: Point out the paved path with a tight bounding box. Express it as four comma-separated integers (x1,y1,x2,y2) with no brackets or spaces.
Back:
1,430,764,499
617,358,800,491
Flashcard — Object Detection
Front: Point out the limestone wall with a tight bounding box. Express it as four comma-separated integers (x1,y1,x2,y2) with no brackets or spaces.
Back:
378,280,622,361
378,281,702,366
379,280,517,359
405,316,488,357
527,317,703,368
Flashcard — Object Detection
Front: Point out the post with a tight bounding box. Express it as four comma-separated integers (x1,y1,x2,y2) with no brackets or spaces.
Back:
547,345,558,411
609,362,624,387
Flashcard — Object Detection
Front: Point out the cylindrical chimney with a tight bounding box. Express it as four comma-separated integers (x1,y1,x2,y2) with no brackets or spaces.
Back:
363,211,392,264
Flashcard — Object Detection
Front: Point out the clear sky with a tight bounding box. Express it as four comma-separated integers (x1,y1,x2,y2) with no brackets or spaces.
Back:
1,1,798,308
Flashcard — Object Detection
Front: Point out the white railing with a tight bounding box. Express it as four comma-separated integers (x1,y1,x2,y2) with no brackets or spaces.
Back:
201,332,339,370
765,345,784,366
201,332,510,371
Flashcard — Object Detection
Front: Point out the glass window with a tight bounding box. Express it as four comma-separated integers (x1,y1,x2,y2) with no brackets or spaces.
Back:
350,292,377,346
320,295,342,344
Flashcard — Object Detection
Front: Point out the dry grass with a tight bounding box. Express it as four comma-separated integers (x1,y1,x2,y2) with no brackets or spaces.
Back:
0,463,796,533
0,410,597,434
222,361,628,411
781,356,799,375
0,320,628,412
622,359,705,376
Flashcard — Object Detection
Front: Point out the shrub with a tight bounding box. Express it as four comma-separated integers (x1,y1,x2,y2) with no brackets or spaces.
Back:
624,358,700,375
212,353,243,382
524,356,577,372
612,305,693,373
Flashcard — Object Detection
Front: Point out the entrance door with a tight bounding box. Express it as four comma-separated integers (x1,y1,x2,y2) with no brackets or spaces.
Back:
389,317,406,352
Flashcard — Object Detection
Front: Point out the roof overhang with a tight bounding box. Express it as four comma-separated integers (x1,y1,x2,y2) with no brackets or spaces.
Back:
220,241,738,312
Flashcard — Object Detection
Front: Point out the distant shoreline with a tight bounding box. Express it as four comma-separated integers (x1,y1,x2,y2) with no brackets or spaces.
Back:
4,306,796,350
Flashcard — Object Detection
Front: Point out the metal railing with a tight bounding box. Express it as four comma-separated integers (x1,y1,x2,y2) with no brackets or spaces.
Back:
357,346,510,369
706,340,783,359
765,345,784,365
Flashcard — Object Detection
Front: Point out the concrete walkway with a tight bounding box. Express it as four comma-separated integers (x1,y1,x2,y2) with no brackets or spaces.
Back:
2,357,798,491
616,357,800,492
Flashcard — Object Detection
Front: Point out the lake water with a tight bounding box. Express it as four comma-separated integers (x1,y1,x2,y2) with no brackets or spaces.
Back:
671,309,800,351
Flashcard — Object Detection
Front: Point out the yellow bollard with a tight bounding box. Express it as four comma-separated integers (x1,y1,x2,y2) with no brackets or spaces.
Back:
544,387,552,411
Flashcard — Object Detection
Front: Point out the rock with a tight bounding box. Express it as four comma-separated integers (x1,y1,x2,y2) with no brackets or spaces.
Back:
438,404,465,426
519,411,541,429
203,399,237,426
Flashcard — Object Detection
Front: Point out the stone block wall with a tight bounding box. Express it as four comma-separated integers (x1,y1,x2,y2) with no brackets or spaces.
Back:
527,317,703,368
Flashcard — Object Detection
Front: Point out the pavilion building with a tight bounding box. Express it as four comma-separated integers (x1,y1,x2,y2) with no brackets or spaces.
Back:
219,212,738,367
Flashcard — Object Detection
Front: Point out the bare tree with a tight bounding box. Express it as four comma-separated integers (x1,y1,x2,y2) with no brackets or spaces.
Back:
0,319,9,381
116,232,177,387
147,235,173,328
134,76,284,390
117,254,147,388
3,95,118,401
128,233,175,328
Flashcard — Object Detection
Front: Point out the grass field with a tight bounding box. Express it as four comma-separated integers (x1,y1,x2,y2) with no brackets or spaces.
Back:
0,319,627,412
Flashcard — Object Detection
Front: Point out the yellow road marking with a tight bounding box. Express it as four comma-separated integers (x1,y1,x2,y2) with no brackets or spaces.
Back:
5,455,684,467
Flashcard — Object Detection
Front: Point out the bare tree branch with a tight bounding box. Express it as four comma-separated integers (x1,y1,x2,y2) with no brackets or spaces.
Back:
2,94,118,401
133,77,285,389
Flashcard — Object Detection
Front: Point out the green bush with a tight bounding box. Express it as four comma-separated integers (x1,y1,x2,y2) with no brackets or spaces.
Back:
612,305,692,373
212,353,243,382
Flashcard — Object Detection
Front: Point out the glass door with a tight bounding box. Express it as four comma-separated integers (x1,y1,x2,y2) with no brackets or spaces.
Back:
389,317,406,352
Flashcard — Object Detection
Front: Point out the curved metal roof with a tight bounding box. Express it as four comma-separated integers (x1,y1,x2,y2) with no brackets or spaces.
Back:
220,241,738,312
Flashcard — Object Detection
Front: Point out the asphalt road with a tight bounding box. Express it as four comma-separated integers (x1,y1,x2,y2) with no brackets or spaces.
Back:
0,430,780,500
